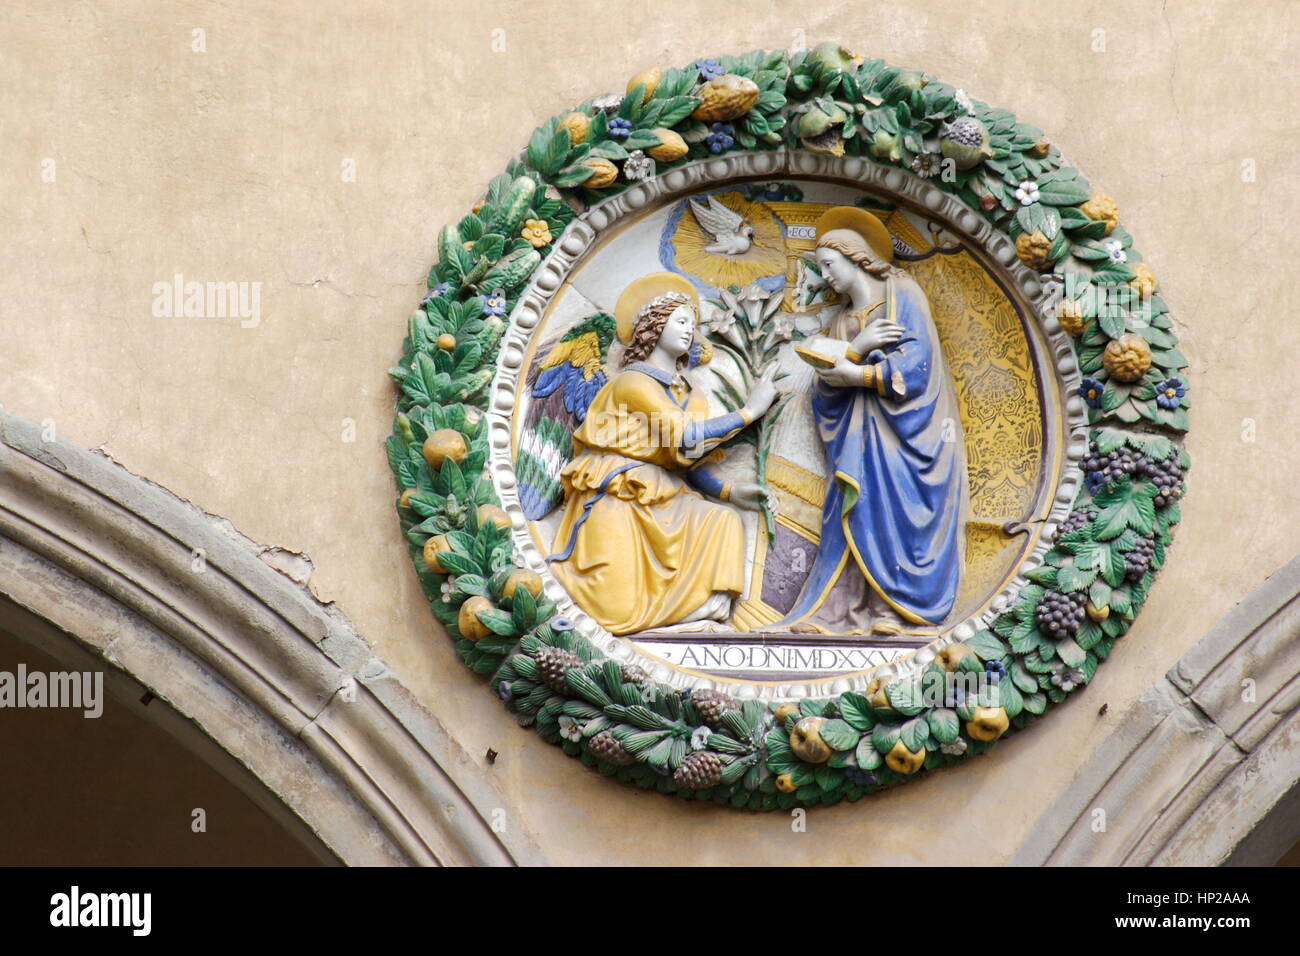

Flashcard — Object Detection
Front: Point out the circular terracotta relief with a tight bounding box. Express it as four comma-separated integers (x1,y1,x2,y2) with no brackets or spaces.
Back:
388,46,1189,807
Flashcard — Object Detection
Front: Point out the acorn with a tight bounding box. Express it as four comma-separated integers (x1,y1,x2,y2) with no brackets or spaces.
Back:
458,595,494,642
422,429,468,470
502,569,543,600
627,67,662,99
965,706,1010,741
422,533,452,573
581,158,619,189
691,73,759,122
557,111,591,146
1030,139,1051,158
646,128,688,162
477,504,511,531
789,716,831,764
885,739,926,774
436,333,456,351
1102,333,1152,383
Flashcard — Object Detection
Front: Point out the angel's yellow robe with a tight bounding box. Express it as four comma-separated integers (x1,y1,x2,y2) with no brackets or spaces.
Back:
549,366,746,635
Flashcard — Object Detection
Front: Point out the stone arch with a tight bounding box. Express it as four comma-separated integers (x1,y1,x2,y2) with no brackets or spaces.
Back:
0,410,538,866
1013,554,1300,865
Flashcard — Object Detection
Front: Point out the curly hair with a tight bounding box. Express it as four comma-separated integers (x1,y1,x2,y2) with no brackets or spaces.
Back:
817,236,902,280
620,292,696,368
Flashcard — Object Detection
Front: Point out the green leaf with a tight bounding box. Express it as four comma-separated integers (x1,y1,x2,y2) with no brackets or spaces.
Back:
838,692,876,731
928,708,960,744
901,717,928,753
872,722,902,754
1056,637,1086,667
885,678,925,716
1058,563,1097,592
855,736,883,770
476,608,516,636
819,718,860,751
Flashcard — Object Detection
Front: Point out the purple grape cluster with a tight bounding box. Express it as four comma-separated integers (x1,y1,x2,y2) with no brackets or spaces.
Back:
1058,506,1096,536
1036,588,1087,640
1142,455,1186,508
1083,446,1148,494
1124,536,1156,583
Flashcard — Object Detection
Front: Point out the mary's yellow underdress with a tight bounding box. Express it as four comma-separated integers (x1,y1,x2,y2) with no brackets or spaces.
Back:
549,369,745,635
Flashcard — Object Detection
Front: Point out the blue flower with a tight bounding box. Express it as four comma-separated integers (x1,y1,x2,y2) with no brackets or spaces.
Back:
695,58,724,80
423,282,450,304
705,123,735,154
845,767,877,786
483,291,507,317
1155,377,1185,410
607,117,632,139
551,616,574,633
984,660,1006,682
1078,377,1104,409
497,680,514,701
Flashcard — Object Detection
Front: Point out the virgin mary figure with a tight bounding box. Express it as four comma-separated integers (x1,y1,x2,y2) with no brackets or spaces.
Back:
778,208,968,636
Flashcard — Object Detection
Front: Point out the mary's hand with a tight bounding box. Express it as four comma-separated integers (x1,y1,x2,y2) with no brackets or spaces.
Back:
816,356,867,389
851,321,903,356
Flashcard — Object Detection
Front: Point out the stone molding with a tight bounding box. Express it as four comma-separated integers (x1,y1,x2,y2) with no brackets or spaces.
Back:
0,410,540,866
1012,553,1300,865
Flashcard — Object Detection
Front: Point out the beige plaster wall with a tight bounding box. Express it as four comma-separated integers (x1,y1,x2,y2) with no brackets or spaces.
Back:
0,0,1295,864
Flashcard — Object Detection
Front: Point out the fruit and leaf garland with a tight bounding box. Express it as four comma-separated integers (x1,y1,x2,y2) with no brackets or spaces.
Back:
387,45,1189,808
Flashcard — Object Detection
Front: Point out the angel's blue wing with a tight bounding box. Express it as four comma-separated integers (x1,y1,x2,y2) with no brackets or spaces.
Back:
516,312,616,520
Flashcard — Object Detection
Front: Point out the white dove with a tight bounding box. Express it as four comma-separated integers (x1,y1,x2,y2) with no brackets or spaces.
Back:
688,196,755,256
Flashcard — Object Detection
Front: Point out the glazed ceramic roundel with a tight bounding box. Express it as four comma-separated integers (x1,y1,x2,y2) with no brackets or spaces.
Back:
387,45,1188,808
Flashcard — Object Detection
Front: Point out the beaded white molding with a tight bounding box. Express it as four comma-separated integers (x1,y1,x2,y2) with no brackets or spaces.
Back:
486,149,1088,701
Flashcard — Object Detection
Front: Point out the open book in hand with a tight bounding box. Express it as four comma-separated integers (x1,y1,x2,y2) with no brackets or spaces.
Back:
793,335,852,369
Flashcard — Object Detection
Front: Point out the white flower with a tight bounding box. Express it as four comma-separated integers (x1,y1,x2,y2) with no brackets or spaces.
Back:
911,153,941,179
707,307,737,337
1014,180,1040,206
941,737,968,756
558,715,582,742
954,88,974,115
1103,238,1128,263
737,282,771,302
690,725,711,750
439,576,459,600
622,149,655,182
773,313,795,341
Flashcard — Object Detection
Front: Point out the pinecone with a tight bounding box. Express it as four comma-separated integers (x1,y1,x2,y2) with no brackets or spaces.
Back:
620,663,650,685
673,750,722,789
535,645,581,694
588,730,634,767
691,688,738,728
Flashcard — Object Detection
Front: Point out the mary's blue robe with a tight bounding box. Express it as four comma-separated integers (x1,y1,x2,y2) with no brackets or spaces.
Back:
780,277,967,628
